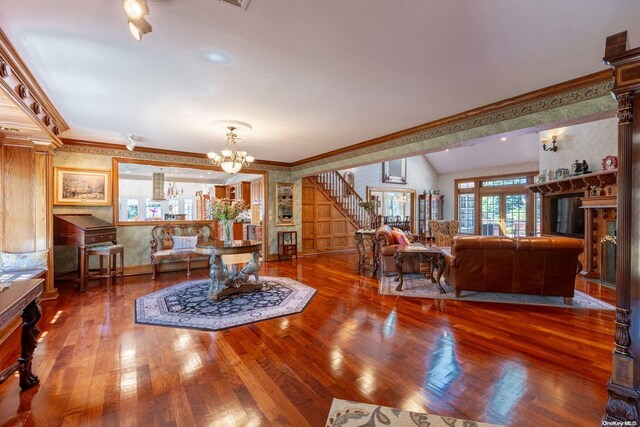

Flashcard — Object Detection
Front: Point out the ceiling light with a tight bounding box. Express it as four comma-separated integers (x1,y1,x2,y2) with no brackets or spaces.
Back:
445,149,450,152
207,123,255,175
500,137,507,141
128,19,152,41
126,134,138,151
122,0,149,21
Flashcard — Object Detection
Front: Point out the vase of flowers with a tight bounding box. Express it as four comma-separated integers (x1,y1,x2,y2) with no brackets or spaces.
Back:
358,200,377,230
211,198,249,245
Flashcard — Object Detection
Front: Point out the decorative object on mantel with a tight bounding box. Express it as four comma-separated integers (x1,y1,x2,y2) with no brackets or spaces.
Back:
526,169,617,194
122,0,152,41
542,134,559,152
602,155,618,171
211,198,248,244
207,121,255,174
571,159,590,176
555,168,570,180
53,167,112,206
545,168,554,182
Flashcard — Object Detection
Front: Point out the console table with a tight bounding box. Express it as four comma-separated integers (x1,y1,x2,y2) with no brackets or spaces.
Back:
196,240,266,301
355,230,378,275
0,279,43,390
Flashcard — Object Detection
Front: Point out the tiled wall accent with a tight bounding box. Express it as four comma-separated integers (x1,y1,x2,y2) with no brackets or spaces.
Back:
539,118,617,174
437,161,539,219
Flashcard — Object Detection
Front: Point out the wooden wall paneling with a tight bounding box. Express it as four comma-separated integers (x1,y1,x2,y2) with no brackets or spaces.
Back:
2,143,35,253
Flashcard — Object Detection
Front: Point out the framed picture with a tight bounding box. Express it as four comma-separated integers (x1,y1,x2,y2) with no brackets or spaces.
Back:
54,167,112,206
382,158,407,184
276,182,294,226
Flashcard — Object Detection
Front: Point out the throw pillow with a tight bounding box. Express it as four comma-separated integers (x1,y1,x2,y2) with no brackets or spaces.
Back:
172,235,198,249
0,250,48,272
390,230,404,245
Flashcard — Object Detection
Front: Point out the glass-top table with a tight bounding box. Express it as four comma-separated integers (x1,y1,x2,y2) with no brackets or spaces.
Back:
196,240,265,301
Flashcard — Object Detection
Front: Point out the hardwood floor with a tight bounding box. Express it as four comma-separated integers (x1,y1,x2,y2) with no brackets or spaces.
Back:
0,253,614,426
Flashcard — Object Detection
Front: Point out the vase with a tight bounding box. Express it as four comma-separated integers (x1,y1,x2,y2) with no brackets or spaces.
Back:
223,220,233,245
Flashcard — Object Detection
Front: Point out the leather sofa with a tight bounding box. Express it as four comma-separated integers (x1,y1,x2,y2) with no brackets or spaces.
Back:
375,225,429,276
444,235,583,304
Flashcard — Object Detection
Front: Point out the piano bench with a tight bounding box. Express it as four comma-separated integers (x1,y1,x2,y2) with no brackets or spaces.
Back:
85,245,124,291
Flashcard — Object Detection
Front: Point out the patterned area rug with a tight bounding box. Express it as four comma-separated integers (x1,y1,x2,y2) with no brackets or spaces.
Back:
380,274,614,310
135,276,315,331
325,399,503,427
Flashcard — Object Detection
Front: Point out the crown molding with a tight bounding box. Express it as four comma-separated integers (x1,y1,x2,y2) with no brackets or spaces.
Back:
0,27,68,147
291,69,614,169
59,138,291,171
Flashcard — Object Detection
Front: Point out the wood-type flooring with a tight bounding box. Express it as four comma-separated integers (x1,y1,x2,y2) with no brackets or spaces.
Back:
0,252,615,426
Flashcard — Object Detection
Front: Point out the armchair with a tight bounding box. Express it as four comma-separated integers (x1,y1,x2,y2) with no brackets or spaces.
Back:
428,220,459,247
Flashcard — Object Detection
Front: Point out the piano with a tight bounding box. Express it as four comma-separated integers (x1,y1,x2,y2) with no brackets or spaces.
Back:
53,214,117,291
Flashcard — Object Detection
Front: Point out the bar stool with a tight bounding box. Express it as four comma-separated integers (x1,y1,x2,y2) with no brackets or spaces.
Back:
84,245,124,290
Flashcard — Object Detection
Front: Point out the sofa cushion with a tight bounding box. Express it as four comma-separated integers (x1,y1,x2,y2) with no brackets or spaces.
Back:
153,249,201,258
0,250,48,272
172,235,198,249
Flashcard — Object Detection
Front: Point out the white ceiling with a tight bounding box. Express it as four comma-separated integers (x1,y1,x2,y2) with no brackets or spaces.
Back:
424,133,540,174
1,1,638,162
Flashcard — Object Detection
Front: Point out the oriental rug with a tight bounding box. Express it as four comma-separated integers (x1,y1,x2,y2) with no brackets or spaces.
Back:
325,399,503,427
135,276,315,331
380,274,614,310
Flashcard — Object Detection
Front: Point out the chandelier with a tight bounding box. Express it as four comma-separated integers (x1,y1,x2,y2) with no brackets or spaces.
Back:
165,179,183,199
207,123,255,174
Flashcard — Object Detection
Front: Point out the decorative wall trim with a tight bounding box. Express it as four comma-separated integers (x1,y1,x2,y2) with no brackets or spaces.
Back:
57,139,291,172
292,70,614,170
0,28,68,146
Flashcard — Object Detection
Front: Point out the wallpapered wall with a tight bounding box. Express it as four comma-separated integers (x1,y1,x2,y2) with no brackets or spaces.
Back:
539,117,617,174
53,149,297,273
437,161,539,219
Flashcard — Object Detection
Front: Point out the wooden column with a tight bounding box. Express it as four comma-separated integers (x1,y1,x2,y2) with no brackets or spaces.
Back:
603,31,640,423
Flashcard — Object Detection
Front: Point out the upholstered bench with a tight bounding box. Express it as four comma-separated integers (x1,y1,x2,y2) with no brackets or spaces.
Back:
150,224,213,279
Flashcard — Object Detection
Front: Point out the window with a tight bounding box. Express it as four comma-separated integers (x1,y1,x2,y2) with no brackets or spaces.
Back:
534,193,541,236
458,194,475,234
458,181,475,189
505,194,527,237
482,177,527,187
126,199,139,221
184,199,194,221
481,195,500,235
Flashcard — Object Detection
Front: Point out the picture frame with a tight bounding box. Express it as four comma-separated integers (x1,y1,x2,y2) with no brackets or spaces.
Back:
382,158,407,184
276,182,294,226
54,167,112,206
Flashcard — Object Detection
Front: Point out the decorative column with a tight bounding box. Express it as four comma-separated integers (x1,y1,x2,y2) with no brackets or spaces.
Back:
603,31,640,423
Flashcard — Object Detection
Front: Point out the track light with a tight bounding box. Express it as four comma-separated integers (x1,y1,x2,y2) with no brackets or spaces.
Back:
123,0,149,21
126,135,138,151
128,19,152,41
123,0,152,41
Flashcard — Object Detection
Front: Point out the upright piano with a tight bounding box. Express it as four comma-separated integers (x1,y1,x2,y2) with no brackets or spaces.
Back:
53,214,117,291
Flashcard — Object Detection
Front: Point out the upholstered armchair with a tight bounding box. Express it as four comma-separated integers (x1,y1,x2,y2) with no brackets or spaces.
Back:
428,220,460,247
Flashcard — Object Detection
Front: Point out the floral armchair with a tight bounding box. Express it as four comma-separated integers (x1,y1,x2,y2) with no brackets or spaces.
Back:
428,220,460,247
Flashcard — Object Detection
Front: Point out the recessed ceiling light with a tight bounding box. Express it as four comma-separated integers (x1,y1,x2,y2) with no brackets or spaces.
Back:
500,137,507,141
202,51,231,65
207,171,212,174
445,149,450,152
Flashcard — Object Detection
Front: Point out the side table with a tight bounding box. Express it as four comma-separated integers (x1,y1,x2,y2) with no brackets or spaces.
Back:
355,230,378,275
394,245,445,292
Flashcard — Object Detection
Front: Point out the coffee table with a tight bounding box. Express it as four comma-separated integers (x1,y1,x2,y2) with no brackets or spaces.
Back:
196,240,266,301
394,245,446,293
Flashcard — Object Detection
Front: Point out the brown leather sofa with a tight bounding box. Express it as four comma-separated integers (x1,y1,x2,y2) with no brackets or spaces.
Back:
375,225,429,276
444,235,583,304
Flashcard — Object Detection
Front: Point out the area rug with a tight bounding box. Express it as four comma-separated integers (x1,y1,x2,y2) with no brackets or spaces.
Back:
380,274,615,310
325,399,502,427
135,276,315,331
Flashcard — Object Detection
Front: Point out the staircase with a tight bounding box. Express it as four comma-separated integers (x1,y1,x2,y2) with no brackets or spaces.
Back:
314,171,370,229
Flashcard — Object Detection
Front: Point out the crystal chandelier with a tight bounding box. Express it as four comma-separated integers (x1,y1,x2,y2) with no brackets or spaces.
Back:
165,179,183,199
207,125,255,174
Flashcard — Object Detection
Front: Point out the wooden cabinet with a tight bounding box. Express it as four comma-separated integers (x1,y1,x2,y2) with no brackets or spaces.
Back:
214,186,226,199
418,194,444,239
223,182,251,202
250,179,264,204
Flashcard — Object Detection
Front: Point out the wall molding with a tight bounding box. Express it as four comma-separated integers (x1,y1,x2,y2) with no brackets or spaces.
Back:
292,70,614,170
0,28,68,146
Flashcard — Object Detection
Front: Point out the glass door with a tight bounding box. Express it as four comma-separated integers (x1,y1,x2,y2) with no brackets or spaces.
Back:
481,193,528,236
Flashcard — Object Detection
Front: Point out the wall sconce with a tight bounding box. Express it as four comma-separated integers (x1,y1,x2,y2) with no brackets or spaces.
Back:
542,135,558,152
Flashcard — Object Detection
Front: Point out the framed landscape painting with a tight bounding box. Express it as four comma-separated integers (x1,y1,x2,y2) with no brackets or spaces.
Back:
54,167,112,206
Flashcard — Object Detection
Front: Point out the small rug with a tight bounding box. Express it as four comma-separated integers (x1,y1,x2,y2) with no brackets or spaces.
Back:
135,276,315,331
380,274,615,310
325,399,502,427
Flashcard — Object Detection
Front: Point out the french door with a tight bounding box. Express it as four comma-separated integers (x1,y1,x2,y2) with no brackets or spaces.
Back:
481,193,528,237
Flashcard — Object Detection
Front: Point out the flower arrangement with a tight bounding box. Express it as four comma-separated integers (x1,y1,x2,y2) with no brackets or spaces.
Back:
358,200,376,213
211,198,248,221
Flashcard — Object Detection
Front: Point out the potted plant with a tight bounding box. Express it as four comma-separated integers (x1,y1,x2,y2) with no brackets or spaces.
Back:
358,200,377,230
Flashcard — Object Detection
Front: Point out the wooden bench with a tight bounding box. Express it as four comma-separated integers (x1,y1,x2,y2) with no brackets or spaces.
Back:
150,224,213,279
